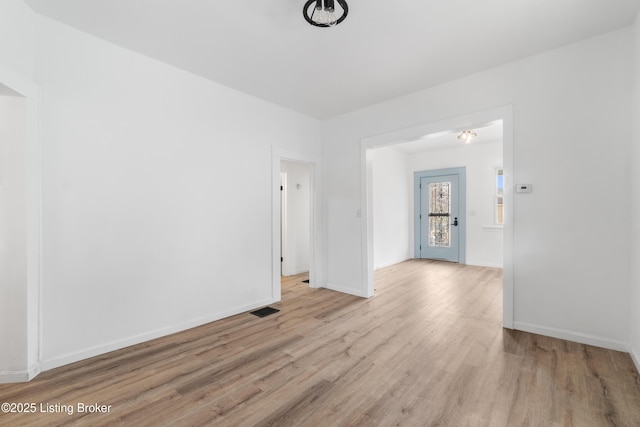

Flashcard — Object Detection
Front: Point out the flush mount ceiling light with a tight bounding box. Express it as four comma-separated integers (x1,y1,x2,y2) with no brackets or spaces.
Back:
458,130,477,144
303,0,349,27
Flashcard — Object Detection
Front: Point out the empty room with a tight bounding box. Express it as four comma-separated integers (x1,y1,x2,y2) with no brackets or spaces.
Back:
1,0,640,425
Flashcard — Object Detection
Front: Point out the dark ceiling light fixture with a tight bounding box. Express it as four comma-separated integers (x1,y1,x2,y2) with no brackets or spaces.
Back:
303,0,349,27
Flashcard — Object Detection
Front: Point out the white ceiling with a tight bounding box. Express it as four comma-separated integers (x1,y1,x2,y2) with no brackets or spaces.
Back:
0,83,21,96
23,0,640,119
393,121,503,154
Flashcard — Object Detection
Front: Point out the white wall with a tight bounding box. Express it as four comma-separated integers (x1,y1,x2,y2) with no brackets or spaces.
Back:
372,147,410,269
30,15,321,369
323,28,633,349
281,160,311,276
0,95,28,373
407,141,503,268
0,0,35,79
630,11,640,368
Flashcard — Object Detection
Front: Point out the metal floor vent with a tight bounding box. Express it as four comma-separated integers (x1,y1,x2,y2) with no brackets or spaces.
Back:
250,307,280,318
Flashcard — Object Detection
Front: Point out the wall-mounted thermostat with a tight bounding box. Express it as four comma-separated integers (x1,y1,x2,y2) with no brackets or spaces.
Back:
516,184,532,193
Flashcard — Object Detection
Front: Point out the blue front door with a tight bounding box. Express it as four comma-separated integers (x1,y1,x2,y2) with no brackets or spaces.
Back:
419,174,460,262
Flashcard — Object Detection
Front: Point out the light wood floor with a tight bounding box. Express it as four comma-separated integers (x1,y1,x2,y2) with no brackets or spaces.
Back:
1,259,639,426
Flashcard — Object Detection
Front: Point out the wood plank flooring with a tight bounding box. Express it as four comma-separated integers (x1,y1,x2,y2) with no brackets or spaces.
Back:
1,259,639,426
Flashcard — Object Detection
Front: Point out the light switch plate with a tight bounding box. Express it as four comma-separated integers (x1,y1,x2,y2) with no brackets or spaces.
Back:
516,184,532,193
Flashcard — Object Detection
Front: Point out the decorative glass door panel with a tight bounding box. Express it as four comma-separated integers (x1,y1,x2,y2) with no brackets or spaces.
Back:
420,174,460,262
428,182,451,247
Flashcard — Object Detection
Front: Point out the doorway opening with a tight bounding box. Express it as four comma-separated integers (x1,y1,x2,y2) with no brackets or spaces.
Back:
361,106,514,328
271,148,321,303
280,160,312,278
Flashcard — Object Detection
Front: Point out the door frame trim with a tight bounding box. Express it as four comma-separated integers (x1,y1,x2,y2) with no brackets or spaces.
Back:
271,147,323,301
0,64,43,382
414,167,466,263
360,105,514,328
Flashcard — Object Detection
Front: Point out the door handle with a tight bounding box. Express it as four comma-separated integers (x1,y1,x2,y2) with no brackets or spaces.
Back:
451,217,458,226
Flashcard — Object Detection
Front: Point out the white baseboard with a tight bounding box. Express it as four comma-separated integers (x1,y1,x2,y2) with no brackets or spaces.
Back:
282,268,309,276
11,310,640,382
512,321,629,353
630,345,640,374
323,283,371,298
0,363,41,384
41,298,278,372
374,257,410,271
465,260,503,268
